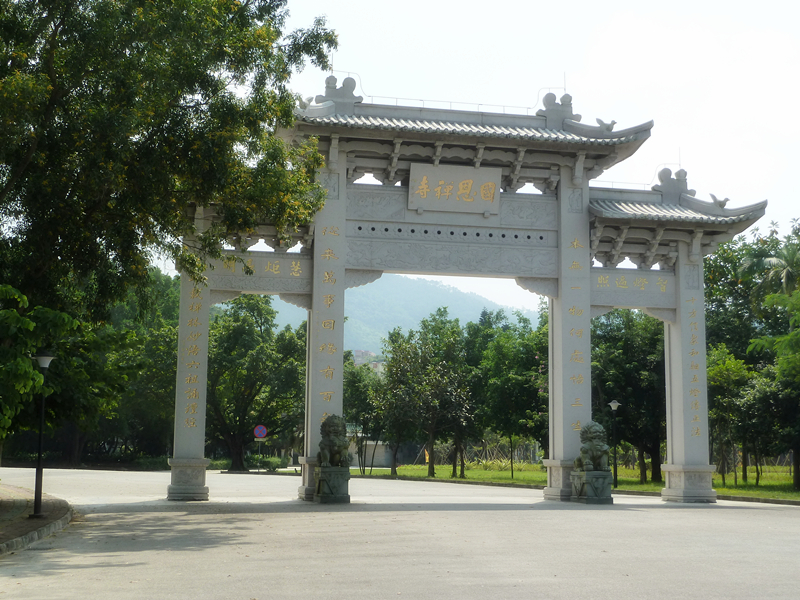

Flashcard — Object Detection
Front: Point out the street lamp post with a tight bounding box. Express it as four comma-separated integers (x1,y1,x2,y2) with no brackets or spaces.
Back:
608,400,621,489
30,352,55,519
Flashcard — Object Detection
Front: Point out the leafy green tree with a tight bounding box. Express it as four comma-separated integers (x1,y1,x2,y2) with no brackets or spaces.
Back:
114,325,178,457
736,369,781,485
750,289,800,489
705,237,777,363
269,322,307,460
108,269,181,333
1,0,336,320
343,355,381,474
479,315,547,478
206,294,304,471
415,309,471,478
0,285,77,462
465,308,509,369
707,343,753,485
740,221,800,299
591,309,665,483
374,329,421,476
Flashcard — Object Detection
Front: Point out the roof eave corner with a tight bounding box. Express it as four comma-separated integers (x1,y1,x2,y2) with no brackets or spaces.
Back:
680,193,768,219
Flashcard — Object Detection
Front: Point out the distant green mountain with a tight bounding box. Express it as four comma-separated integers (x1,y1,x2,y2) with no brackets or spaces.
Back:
273,274,540,354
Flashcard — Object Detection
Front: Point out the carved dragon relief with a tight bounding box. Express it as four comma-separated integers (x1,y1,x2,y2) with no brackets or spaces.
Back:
500,200,558,229
347,189,406,220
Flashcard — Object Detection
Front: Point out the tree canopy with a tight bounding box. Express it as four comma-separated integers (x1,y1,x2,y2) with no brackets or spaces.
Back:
0,0,337,319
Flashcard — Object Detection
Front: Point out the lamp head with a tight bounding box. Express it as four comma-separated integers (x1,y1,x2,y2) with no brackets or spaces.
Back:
33,352,56,370
608,400,621,412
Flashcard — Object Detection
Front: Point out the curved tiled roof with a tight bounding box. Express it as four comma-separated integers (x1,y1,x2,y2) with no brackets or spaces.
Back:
589,199,759,225
298,114,643,146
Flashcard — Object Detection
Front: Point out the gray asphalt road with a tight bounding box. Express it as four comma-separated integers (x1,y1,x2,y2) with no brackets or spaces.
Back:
1,467,798,600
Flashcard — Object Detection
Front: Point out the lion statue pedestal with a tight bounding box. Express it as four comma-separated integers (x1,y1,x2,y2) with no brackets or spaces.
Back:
314,414,351,504
570,421,613,505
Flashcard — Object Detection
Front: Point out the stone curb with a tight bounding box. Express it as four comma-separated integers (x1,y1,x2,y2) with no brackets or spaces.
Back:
0,506,74,556
0,486,75,557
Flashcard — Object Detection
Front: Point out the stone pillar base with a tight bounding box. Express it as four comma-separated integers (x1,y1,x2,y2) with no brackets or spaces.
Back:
570,470,613,504
543,459,574,501
167,458,210,501
314,466,351,504
661,464,717,503
298,456,318,501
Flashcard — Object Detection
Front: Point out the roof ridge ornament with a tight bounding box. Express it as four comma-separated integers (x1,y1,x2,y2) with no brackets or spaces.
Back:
652,168,696,205
536,92,582,130
315,75,363,115
295,75,363,118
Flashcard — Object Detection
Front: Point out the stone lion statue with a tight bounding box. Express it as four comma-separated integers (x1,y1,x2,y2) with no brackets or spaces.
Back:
318,414,351,468
573,421,610,472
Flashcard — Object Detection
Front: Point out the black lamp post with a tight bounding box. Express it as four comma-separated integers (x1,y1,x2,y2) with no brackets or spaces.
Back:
608,400,621,489
30,351,55,519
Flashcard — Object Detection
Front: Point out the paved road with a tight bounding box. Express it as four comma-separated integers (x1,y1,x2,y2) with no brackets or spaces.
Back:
1,467,799,600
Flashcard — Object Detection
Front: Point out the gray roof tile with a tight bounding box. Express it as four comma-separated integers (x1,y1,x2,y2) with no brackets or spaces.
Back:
298,114,640,145
589,199,756,224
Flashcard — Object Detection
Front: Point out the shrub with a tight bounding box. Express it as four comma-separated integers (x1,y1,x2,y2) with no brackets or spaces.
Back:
246,455,288,471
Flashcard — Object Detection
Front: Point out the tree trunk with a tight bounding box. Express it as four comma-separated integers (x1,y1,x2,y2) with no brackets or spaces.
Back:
390,444,399,477
369,435,379,475
228,437,247,472
754,442,761,487
637,446,647,484
427,431,436,477
355,431,364,474
0,438,4,467
709,436,714,467
509,435,514,480
451,442,458,478
67,424,85,466
793,446,799,491
648,444,663,483
459,446,466,479
741,439,748,483
719,441,727,487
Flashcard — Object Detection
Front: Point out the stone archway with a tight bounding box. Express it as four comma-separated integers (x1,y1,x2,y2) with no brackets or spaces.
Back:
167,77,766,504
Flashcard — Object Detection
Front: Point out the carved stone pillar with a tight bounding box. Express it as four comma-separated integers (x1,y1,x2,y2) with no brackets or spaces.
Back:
168,274,211,500
544,171,592,501
661,242,716,502
299,163,348,500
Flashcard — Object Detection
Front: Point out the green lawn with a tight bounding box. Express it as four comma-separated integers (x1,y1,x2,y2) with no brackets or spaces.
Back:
353,464,800,502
